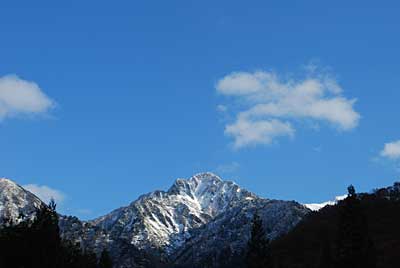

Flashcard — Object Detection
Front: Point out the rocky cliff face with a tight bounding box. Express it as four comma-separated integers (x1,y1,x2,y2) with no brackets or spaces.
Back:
0,173,310,267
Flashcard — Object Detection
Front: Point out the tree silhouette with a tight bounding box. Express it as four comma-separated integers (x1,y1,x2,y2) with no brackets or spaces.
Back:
246,212,272,268
0,201,99,268
335,185,377,268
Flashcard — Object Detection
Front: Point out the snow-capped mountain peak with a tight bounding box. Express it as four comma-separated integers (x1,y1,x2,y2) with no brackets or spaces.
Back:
167,172,256,215
0,178,43,224
168,172,223,196
91,172,259,253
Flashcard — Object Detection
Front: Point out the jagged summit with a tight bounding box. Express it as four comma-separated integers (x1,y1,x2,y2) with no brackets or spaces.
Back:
188,172,223,184
169,172,223,193
168,172,251,204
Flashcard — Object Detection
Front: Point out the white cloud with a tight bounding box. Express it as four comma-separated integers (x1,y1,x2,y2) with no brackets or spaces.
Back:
216,69,360,148
217,72,266,96
225,117,294,148
0,74,54,120
380,140,400,160
23,184,65,205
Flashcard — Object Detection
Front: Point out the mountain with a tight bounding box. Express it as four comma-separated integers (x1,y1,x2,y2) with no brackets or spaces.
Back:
87,173,309,266
0,173,310,267
0,178,44,224
91,173,258,254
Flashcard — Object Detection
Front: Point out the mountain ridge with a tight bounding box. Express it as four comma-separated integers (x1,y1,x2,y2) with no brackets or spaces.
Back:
0,173,310,267
89,173,261,254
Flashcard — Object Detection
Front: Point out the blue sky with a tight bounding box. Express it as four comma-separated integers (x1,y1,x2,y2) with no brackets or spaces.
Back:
1,0,400,219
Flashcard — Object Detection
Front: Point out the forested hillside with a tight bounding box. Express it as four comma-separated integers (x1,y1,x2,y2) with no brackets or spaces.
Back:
0,200,112,268
270,183,400,268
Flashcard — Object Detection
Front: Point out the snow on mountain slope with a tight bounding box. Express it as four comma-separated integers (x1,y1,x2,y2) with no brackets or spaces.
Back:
88,172,310,268
0,178,43,224
304,194,347,211
91,173,258,254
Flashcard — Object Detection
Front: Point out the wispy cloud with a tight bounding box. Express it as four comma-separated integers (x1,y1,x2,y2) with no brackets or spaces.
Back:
23,184,65,205
216,68,360,149
216,104,228,113
380,140,400,160
0,74,54,120
313,146,322,153
215,162,240,175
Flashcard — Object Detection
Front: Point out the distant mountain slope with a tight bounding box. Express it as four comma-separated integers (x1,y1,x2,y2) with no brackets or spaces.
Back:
304,194,347,211
171,198,307,267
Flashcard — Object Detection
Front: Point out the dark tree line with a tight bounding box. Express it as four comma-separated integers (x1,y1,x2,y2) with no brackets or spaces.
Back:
0,200,112,268
245,185,378,268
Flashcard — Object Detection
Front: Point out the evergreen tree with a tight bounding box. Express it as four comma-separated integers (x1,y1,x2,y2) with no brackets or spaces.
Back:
335,185,377,268
98,249,113,268
30,198,61,268
246,212,272,268
0,201,99,268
